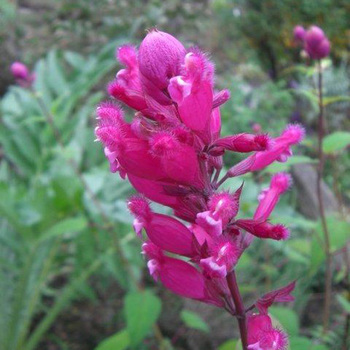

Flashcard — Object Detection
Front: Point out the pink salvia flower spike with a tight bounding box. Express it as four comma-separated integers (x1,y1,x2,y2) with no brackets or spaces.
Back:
95,29,303,350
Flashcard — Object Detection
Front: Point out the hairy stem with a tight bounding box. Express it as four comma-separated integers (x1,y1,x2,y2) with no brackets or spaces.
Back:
316,61,332,333
227,271,248,350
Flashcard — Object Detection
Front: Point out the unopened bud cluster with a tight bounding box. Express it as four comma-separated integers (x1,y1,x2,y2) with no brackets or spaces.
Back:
293,25,330,60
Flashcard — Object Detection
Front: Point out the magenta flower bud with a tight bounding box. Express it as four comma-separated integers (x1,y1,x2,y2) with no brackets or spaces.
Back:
235,219,290,241
304,25,331,60
129,199,196,256
142,244,210,301
305,26,325,47
247,314,288,350
139,29,185,91
10,61,35,87
211,133,271,154
293,25,306,42
254,172,292,221
11,62,29,80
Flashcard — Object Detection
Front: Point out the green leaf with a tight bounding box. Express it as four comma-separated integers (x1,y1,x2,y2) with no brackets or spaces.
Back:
125,290,162,347
310,215,350,275
39,217,88,242
219,339,238,350
323,131,350,154
269,307,299,336
336,294,350,314
95,329,130,350
180,310,209,333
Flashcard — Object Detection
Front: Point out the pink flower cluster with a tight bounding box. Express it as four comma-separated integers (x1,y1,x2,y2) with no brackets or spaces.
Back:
95,30,303,349
293,25,330,60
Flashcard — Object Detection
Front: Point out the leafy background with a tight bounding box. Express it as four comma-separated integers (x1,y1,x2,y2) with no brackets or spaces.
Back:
0,0,349,349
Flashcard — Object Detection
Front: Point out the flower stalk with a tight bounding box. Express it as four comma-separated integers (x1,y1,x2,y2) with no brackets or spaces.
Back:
227,271,248,350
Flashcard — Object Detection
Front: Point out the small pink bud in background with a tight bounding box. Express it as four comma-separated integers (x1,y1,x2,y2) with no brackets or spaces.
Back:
10,61,35,87
254,172,292,221
304,25,331,60
139,29,185,96
251,123,262,134
293,25,306,43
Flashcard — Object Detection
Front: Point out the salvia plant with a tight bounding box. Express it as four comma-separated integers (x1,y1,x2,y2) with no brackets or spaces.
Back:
94,30,305,349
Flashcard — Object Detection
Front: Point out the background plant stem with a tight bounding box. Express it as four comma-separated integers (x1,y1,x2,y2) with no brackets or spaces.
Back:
227,271,248,350
316,61,332,333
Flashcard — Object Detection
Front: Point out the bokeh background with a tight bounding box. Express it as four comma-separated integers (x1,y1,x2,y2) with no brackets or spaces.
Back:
0,1,349,349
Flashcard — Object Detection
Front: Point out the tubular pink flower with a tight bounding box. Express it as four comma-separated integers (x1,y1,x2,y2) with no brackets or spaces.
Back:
235,220,290,241
254,173,292,221
200,236,241,278
247,314,288,350
240,124,305,172
169,50,214,141
128,196,196,256
142,242,211,301
211,133,271,155
208,191,241,225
